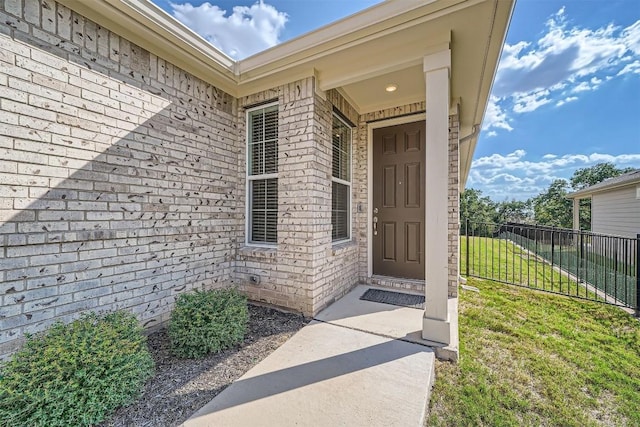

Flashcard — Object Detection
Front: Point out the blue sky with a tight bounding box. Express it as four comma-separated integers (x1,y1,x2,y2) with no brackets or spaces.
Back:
151,0,640,201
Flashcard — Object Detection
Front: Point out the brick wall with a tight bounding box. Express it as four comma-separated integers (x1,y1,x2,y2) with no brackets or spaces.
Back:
235,79,318,315
448,114,460,298
0,0,462,358
235,83,362,316
309,90,360,313
0,0,239,357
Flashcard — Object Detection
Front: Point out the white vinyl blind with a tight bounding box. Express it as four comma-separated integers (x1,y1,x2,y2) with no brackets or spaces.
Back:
331,114,352,242
248,104,278,244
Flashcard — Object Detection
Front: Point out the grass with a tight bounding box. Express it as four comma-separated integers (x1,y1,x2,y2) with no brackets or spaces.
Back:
501,232,637,307
427,273,640,426
463,236,614,304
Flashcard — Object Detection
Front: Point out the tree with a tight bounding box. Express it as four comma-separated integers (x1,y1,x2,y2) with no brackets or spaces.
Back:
494,199,532,224
570,162,634,190
460,188,497,236
569,163,634,230
532,179,572,228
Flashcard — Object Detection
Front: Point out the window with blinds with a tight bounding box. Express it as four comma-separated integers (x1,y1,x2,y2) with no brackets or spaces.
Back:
332,113,352,242
247,104,278,244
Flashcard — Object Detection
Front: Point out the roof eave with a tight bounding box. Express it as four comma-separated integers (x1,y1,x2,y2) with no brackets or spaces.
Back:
567,178,640,199
57,0,239,96
459,0,515,190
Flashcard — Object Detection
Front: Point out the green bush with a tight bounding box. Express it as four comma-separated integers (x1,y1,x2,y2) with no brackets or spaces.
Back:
169,288,249,358
0,311,154,427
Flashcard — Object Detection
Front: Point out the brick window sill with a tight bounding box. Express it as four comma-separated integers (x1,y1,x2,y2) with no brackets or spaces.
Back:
238,245,277,260
331,239,357,255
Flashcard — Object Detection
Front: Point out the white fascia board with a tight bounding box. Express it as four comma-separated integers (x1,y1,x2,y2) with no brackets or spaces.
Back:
120,0,235,68
459,0,515,189
568,180,640,199
238,0,435,72
236,0,475,79
468,0,516,165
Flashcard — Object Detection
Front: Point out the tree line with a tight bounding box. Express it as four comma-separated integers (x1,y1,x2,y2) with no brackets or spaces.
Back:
461,162,635,233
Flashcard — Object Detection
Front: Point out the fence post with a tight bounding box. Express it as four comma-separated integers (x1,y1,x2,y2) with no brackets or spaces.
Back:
466,219,470,277
579,231,584,283
636,233,639,317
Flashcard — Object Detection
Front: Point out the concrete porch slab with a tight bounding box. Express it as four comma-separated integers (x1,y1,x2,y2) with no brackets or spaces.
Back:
315,285,459,361
182,320,435,427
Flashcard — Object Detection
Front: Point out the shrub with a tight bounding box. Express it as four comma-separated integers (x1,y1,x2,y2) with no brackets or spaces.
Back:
0,311,154,427
169,288,249,358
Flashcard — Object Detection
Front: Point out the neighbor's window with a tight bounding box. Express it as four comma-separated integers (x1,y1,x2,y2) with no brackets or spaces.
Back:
247,103,278,244
332,113,352,242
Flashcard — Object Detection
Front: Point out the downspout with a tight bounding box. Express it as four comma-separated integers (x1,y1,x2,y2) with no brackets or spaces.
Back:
459,123,481,189
458,124,480,287
459,124,481,144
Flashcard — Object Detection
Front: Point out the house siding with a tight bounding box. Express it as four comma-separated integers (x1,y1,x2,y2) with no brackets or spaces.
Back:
0,0,462,359
0,0,239,357
592,184,640,238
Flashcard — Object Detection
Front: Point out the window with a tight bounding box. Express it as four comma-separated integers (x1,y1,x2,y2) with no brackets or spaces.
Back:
332,113,352,242
247,104,278,244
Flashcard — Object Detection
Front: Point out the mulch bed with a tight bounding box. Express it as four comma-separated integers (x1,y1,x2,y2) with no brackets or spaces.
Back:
100,304,308,427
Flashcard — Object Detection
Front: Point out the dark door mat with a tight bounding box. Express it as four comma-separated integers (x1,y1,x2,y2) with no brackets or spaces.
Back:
360,288,425,309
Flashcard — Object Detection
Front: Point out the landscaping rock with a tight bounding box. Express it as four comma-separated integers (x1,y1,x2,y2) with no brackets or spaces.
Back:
100,304,307,427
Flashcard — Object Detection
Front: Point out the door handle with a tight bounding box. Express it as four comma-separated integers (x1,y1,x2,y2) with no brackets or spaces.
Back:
373,216,378,235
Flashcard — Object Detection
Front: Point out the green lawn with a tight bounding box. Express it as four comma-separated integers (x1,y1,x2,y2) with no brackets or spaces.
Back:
427,279,640,426
463,235,637,307
463,236,587,297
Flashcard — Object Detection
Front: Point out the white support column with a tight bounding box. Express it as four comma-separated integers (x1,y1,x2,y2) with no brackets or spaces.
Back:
572,198,580,231
422,49,451,345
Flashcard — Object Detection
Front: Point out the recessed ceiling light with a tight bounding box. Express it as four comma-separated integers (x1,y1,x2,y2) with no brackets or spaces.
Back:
385,84,397,92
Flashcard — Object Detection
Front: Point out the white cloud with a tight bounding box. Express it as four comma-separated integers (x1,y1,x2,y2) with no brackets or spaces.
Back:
170,1,288,59
482,96,513,133
483,9,640,135
555,96,577,107
470,150,640,200
513,90,551,113
618,60,640,75
622,20,640,55
572,81,593,92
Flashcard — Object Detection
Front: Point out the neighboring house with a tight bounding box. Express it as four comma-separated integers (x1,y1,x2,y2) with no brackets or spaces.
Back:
0,0,513,358
568,170,640,238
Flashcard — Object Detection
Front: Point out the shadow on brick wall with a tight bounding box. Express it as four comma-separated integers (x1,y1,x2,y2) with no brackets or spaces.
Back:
0,0,242,356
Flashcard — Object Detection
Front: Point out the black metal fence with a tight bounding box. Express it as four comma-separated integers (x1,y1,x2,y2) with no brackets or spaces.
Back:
463,221,639,316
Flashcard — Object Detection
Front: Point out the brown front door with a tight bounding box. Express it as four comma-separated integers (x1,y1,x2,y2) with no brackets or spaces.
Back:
372,121,425,280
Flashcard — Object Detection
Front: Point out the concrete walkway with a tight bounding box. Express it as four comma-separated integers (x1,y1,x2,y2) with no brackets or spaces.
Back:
182,286,437,427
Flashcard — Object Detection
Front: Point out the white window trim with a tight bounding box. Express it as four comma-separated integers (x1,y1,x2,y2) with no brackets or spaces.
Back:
245,102,279,247
332,112,353,244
